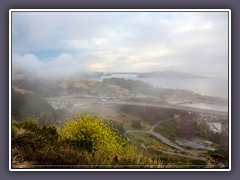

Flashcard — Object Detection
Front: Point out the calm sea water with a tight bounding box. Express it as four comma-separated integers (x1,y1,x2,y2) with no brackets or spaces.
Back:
93,74,228,99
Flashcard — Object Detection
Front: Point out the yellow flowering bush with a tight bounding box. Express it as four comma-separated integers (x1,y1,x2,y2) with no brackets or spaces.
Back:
61,114,126,153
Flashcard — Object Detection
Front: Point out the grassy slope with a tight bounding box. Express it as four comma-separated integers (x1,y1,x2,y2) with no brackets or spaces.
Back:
12,115,209,169
11,116,164,168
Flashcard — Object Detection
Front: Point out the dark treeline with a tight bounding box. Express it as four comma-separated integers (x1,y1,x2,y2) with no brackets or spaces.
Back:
12,89,68,125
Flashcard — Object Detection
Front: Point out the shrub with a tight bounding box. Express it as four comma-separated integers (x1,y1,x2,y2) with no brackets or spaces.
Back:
131,120,142,129
12,116,41,132
12,117,59,150
61,114,126,153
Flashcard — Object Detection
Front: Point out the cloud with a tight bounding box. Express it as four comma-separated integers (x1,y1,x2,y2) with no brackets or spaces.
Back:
11,11,229,75
12,53,89,78
12,53,42,72
126,49,172,62
87,62,114,71
132,60,186,72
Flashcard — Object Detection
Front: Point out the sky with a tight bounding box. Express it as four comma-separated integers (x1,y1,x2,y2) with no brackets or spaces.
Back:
11,11,229,78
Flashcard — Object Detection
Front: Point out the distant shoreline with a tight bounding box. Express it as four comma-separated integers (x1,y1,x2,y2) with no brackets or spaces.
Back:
137,70,207,79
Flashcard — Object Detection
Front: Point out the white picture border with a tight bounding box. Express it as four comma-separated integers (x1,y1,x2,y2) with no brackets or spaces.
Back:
9,9,231,171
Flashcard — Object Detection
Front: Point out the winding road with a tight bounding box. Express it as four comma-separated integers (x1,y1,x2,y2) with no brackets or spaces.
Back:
124,118,208,161
125,121,185,152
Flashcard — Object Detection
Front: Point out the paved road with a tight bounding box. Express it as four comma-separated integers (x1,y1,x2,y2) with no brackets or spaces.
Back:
125,130,207,161
125,129,185,152
125,116,210,161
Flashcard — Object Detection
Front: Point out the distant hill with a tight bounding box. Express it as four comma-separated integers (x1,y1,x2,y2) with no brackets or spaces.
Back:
138,70,206,79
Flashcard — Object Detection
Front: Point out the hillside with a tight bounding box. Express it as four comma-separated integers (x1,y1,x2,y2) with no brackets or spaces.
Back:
11,72,229,169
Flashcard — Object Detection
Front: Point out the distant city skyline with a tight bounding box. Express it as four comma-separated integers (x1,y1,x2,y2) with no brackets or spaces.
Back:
12,10,229,78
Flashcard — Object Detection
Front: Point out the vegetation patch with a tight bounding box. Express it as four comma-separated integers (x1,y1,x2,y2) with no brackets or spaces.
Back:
154,119,180,142
154,119,220,144
12,115,166,168
61,114,127,153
